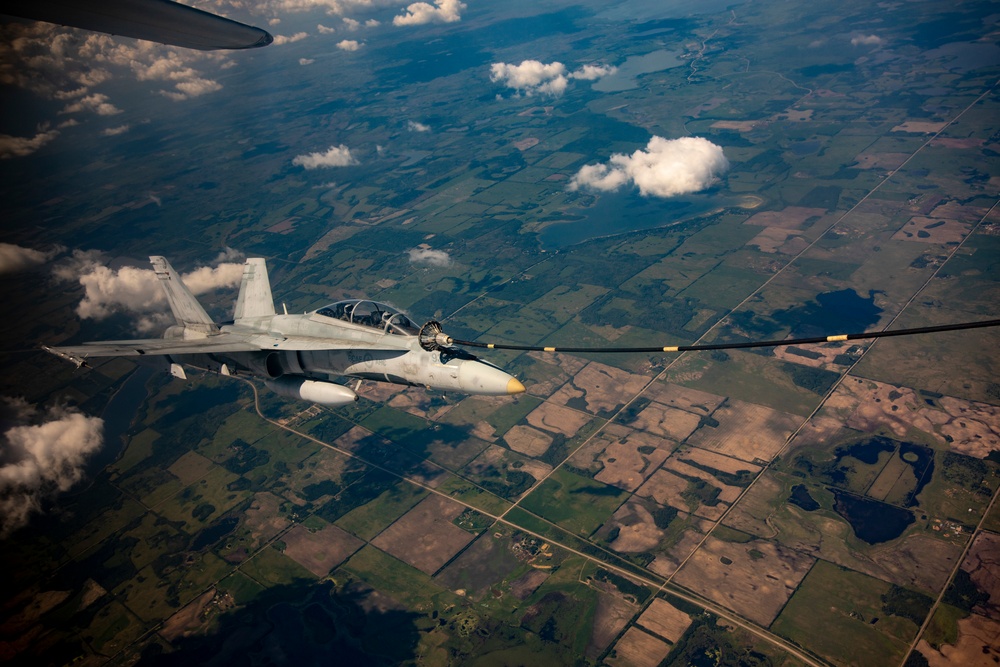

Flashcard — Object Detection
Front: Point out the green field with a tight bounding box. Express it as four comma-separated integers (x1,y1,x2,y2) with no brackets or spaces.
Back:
772,560,923,666
519,469,630,537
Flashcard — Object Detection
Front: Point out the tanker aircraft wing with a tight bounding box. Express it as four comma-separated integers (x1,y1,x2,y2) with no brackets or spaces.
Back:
1,0,273,50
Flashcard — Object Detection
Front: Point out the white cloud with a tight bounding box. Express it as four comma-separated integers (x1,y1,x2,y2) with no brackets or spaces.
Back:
0,398,103,537
59,32,225,103
490,60,568,97
213,247,245,264
292,144,358,168
269,18,282,25
408,248,451,266
317,23,336,34
75,265,169,320
337,39,363,51
59,93,122,116
342,17,361,30
569,136,729,198
101,124,129,136
263,0,395,14
393,0,466,26
570,64,618,80
51,249,105,283
176,263,244,295
58,254,243,323
273,32,310,45
365,19,381,27
299,58,316,65
53,87,88,100
851,34,884,46
407,120,431,132
490,60,617,97
159,77,223,101
0,130,59,159
0,243,58,273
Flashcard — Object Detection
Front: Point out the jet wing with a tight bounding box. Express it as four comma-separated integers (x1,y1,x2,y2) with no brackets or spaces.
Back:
244,335,409,352
2,0,273,50
43,337,260,365
44,333,408,366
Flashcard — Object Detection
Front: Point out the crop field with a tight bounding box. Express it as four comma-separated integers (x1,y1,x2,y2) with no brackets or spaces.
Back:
520,469,630,537
771,560,923,667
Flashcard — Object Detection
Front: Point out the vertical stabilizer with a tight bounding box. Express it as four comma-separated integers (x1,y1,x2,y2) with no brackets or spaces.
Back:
234,258,276,322
149,256,218,334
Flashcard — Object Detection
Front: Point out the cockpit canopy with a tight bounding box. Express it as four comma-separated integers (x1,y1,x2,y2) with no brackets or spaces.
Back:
315,300,420,336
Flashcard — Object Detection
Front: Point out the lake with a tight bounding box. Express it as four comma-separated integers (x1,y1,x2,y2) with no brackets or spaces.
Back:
592,49,684,93
538,190,735,250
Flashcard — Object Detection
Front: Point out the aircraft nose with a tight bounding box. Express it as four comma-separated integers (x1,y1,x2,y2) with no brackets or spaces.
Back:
458,360,525,396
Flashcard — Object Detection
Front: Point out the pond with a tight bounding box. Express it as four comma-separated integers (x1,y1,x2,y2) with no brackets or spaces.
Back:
192,515,240,551
788,484,820,511
832,489,915,544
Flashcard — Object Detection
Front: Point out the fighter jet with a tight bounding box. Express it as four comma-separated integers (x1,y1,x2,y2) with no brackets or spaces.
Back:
44,256,525,406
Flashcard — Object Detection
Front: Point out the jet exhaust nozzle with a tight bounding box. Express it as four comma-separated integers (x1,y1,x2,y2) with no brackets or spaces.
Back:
265,376,359,406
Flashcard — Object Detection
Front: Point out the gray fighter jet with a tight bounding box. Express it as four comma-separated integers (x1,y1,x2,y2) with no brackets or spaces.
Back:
44,257,525,406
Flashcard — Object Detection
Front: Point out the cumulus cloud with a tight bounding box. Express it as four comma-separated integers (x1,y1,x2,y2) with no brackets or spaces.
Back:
407,120,431,132
0,130,59,159
408,247,451,267
54,86,88,100
51,249,105,283
299,58,315,65
570,64,618,80
0,22,228,119
393,0,466,26
851,34,884,46
161,77,223,101
59,93,122,116
490,60,617,97
262,0,395,14
569,136,729,198
56,253,243,325
336,39,363,51
0,398,104,537
292,144,358,168
342,17,361,30
101,124,129,136
0,243,59,273
273,32,309,45
317,23,336,34
490,60,567,97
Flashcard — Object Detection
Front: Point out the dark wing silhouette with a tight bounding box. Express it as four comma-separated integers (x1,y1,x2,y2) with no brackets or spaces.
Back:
0,0,273,50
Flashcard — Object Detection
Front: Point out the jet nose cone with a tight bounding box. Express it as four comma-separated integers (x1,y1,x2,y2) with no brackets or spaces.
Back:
507,377,526,395
458,360,525,396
